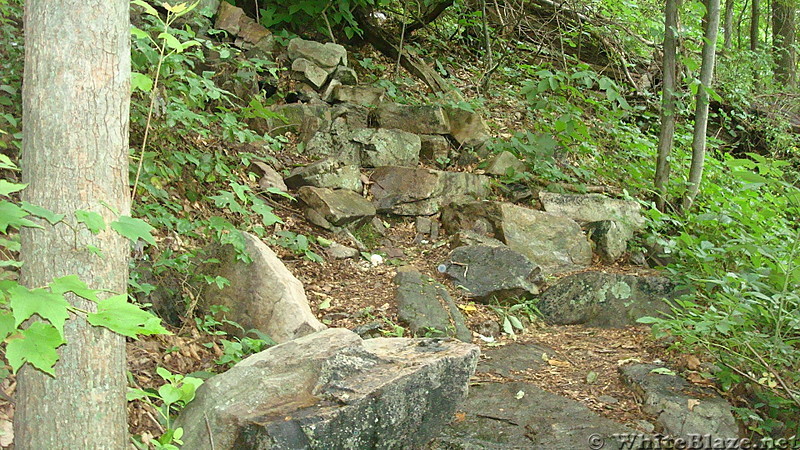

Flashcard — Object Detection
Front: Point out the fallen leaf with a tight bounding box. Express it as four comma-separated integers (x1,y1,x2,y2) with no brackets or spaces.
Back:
586,371,599,384
684,354,702,371
687,399,700,411
454,412,466,422
515,390,525,399
548,359,571,368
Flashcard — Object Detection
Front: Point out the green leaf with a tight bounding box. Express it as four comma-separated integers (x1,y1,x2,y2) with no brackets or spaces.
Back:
0,154,18,170
251,202,282,227
131,72,154,93
87,295,169,338
158,383,182,406
75,210,106,234
48,275,99,302
20,202,65,225
650,367,676,376
0,201,40,232
0,311,16,341
9,285,70,337
130,25,150,40
132,0,159,16
158,32,183,52
110,216,156,246
0,180,27,196
7,321,65,375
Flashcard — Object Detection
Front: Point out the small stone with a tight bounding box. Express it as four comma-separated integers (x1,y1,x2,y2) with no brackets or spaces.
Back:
485,151,526,176
326,242,359,259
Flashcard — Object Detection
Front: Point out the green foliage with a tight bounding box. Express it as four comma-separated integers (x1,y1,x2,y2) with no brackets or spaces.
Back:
488,298,541,337
255,0,383,40
639,154,800,436
195,305,275,367
128,367,204,449
271,230,324,262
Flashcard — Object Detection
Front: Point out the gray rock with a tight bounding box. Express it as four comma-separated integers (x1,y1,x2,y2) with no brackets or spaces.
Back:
433,381,644,449
298,186,376,231
326,242,359,259
372,103,451,135
371,167,489,216
449,229,506,248
443,245,540,303
198,232,325,342
251,161,288,193
537,271,677,327
587,219,634,263
330,66,358,85
291,58,331,89
349,128,421,168
444,107,491,148
539,192,645,230
176,328,479,450
304,130,361,165
285,158,363,192
485,151,526,176
394,269,471,342
287,38,347,68
476,342,549,378
330,85,385,106
419,134,451,166
214,2,272,50
620,364,739,441
441,201,593,274
260,103,332,142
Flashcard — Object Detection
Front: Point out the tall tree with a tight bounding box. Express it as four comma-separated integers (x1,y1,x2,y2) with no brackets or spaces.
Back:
751,0,761,50
772,0,797,86
683,0,721,211
724,0,735,48
15,0,131,447
655,0,681,211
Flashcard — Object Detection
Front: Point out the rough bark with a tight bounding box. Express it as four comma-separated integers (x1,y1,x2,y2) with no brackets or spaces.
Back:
724,0,735,48
15,0,131,448
751,0,760,50
683,0,721,211
655,0,680,212
772,0,797,86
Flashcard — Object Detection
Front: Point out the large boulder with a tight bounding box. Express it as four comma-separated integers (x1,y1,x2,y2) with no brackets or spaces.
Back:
620,364,739,441
539,192,645,230
284,158,363,192
371,103,451,135
587,219,634,263
371,167,489,216
259,103,332,142
298,186,376,231
214,2,273,52
291,58,330,89
537,271,677,327
394,269,472,342
444,107,491,148
442,201,593,274
442,245,540,303
349,128,421,168
198,232,325,342
286,38,347,69
176,328,480,450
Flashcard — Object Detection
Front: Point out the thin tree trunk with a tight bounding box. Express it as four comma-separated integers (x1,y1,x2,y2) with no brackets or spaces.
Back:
15,0,131,448
724,0,735,48
751,0,760,50
683,0,721,211
655,0,680,212
772,0,796,86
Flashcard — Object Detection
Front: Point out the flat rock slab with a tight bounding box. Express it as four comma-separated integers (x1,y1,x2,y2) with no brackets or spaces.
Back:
198,231,325,342
298,186,376,231
287,37,347,68
538,271,677,327
176,328,479,450
620,364,739,441
371,167,489,216
477,342,550,378
394,270,472,342
431,381,644,449
372,103,451,135
285,158,363,192
539,192,645,230
443,245,540,303
350,128,421,168
441,201,592,274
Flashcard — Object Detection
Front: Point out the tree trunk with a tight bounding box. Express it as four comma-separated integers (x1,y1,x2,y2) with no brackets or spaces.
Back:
655,0,680,212
751,0,761,50
683,0,721,211
15,0,131,448
772,0,796,86
724,0,735,48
